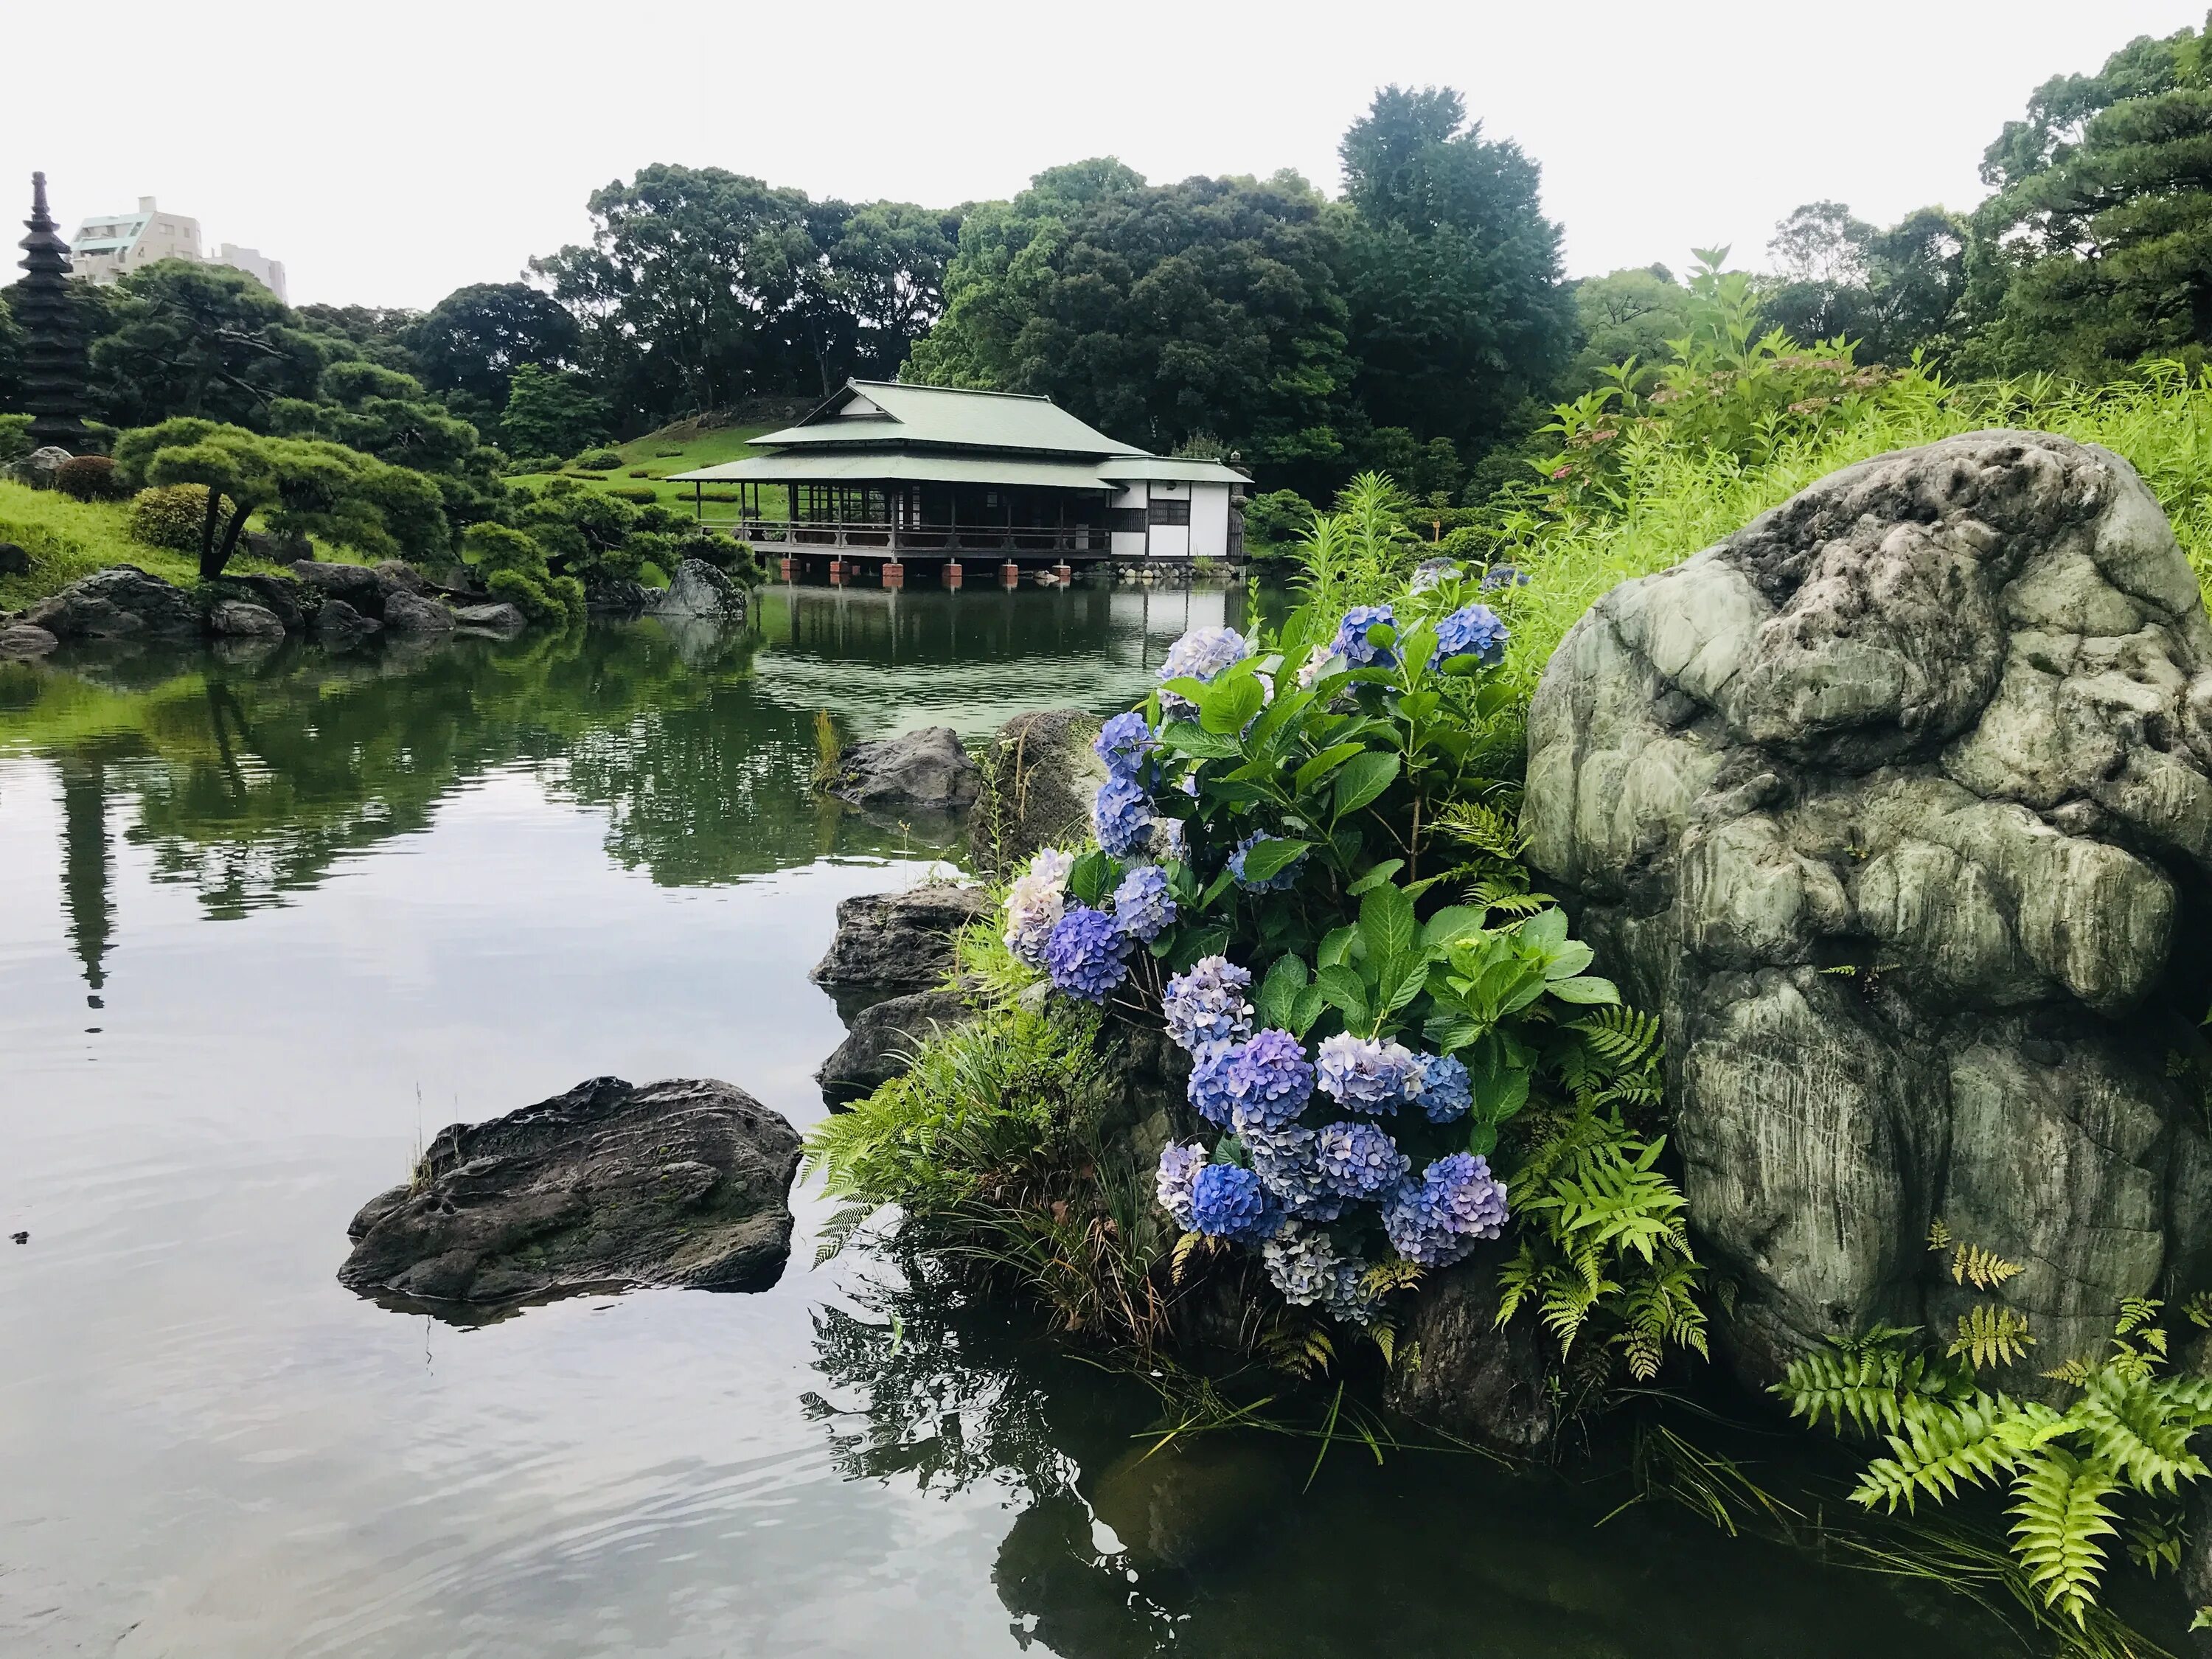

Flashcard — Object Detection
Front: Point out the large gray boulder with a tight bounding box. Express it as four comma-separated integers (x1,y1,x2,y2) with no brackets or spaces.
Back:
207,599,286,639
970,709,1107,876
653,557,748,620
17,565,198,640
312,597,380,648
11,445,72,489
816,986,975,1106
380,588,456,633
1382,1251,1554,1453
0,622,58,659
291,559,388,617
1526,430,2212,1390
810,883,991,1008
338,1075,802,1305
453,602,527,634
828,726,982,815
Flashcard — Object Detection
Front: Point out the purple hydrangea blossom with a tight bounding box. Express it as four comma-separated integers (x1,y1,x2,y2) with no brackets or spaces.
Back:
1481,563,1531,592
1221,1029,1315,1134
1001,847,1074,969
1093,711,1156,779
1381,1186,1477,1267
1111,863,1176,943
1406,1051,1474,1123
1163,956,1252,1057
1332,605,1398,669
1321,1258,1382,1326
1155,1141,1208,1231
1189,1163,1271,1239
1228,831,1305,893
1409,558,1462,595
1091,775,1155,860
1261,1221,1340,1305
1187,1044,1240,1125
1430,602,1510,669
1243,1124,1345,1221
1315,1032,1416,1112
1315,1120,1411,1199
1381,1154,1508,1265
1158,626,1253,716
1044,905,1130,1003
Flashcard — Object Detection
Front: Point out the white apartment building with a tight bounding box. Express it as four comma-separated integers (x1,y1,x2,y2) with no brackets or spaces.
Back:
67,197,288,303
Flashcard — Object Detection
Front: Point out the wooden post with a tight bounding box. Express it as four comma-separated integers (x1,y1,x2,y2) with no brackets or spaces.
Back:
1001,561,1020,587
944,560,963,588
882,560,905,590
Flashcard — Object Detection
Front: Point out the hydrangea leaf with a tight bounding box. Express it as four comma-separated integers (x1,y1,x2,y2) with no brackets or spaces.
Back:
1294,742,1368,795
1237,836,1312,885
1253,953,1311,1030
1546,974,1621,1006
1346,858,1405,895
1067,849,1118,907
1332,752,1401,819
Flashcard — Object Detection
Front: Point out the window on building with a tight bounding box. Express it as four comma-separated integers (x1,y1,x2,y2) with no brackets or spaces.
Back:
1147,499,1190,527
1109,508,1148,535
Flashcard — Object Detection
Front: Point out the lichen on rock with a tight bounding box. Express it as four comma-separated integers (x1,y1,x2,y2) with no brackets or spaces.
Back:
1526,430,2212,1388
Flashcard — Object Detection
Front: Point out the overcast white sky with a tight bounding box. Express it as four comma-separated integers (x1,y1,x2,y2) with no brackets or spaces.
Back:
4,0,2205,310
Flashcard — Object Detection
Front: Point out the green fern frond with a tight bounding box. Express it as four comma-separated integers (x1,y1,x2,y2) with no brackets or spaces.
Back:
2115,1296,2163,1337
2126,1506,2185,1576
1360,1259,1425,1299
1926,1217,1955,1253
2007,1446,2121,1627
2181,1290,2212,1330
813,1200,878,1267
1950,1244,2025,1291
2068,1368,2212,1494
1949,1304,2035,1370
1851,1392,2064,1512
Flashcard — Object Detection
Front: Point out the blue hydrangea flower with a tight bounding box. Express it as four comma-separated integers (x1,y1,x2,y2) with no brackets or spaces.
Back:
1158,626,1253,716
1228,831,1305,893
1261,1221,1341,1305
1243,1124,1345,1221
1187,1043,1241,1125
1112,863,1176,943
1430,602,1510,669
1315,1120,1411,1199
1093,710,1156,779
1091,775,1155,860
1315,1032,1415,1112
1332,605,1397,669
1045,905,1130,1003
1409,558,1462,595
1407,1051,1473,1123
1381,1184,1475,1267
1189,1163,1271,1239
1163,956,1252,1057
1155,1141,1208,1231
1481,563,1531,592
1222,1029,1315,1134
1001,847,1074,970
1381,1153,1509,1265
1322,1258,1382,1326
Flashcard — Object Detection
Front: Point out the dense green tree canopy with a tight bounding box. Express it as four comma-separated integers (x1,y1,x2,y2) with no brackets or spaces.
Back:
1335,86,1574,453
908,161,1354,476
1565,265,1692,390
406,282,581,415
1760,202,1967,364
88,260,335,428
1965,17,2212,374
497,363,610,459
266,359,505,528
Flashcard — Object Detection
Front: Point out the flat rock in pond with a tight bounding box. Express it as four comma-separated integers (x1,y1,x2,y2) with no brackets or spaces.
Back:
810,883,990,1004
453,601,526,633
16,565,199,640
0,623,58,658
207,599,287,639
817,986,975,1106
339,1075,802,1305
829,726,981,814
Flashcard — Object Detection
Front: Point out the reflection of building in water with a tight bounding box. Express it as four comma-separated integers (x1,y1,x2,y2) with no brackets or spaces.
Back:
58,758,113,1003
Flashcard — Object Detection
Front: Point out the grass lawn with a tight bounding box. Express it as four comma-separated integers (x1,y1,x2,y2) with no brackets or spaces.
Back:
506,418,787,520
0,480,358,611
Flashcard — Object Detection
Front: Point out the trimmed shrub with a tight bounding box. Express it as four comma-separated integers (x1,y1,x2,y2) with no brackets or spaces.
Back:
627,468,652,478
608,485,659,504
577,449,622,471
504,453,563,476
55,454,130,502
128,484,215,552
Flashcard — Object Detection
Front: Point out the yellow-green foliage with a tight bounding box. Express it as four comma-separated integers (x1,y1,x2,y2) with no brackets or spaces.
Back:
0,479,226,608
127,484,214,553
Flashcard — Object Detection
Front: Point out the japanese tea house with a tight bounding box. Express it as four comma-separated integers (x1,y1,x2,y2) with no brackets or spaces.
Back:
667,380,1250,585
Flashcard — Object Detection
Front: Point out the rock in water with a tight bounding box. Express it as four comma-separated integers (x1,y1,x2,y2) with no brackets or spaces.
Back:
312,598,381,648
816,986,975,1106
828,726,982,814
0,622,58,658
339,1076,802,1304
380,588,455,633
17,565,199,639
970,709,1107,875
655,557,748,620
207,599,287,639
810,883,990,1006
453,602,527,633
291,560,388,617
1382,1251,1554,1453
1526,430,2212,1388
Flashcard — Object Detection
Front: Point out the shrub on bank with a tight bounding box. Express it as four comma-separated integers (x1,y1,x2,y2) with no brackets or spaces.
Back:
575,449,623,471
55,455,129,501
127,484,214,552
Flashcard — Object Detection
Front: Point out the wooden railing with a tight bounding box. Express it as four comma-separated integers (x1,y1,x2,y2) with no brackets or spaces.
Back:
698,517,1114,555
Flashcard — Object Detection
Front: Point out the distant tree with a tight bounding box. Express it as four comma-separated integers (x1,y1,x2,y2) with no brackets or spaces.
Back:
407,282,580,414
908,161,1355,478
1335,86,1576,457
0,288,21,411
265,358,507,531
1964,21,2212,373
498,363,611,459
112,418,449,577
1565,265,1693,390
1761,203,1966,364
296,303,426,379
89,260,333,428
787,200,964,391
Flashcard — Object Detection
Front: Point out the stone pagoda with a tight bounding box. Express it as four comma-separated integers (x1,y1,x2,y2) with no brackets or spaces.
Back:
18,172,90,451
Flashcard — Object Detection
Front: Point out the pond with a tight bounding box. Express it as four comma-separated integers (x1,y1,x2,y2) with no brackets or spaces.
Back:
0,584,2024,1656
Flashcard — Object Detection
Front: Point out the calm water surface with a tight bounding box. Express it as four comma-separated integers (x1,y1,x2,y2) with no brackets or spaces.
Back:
0,585,2000,1656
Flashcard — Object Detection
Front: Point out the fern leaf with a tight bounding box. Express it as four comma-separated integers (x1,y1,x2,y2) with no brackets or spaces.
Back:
2008,1446,2121,1626
1948,1304,2034,1370
1950,1244,2025,1291
1926,1217,1955,1253
813,1200,877,1267
1851,1392,2062,1512
2069,1369,2211,1494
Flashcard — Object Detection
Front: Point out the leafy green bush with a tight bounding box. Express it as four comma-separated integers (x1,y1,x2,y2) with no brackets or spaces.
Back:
55,455,129,501
503,453,563,476
1240,487,1312,552
0,414,31,465
608,484,659,504
127,483,213,552
576,449,622,471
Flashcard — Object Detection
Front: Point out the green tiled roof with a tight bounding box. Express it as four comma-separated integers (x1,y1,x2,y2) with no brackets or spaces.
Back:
757,380,1148,456
667,451,1118,490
